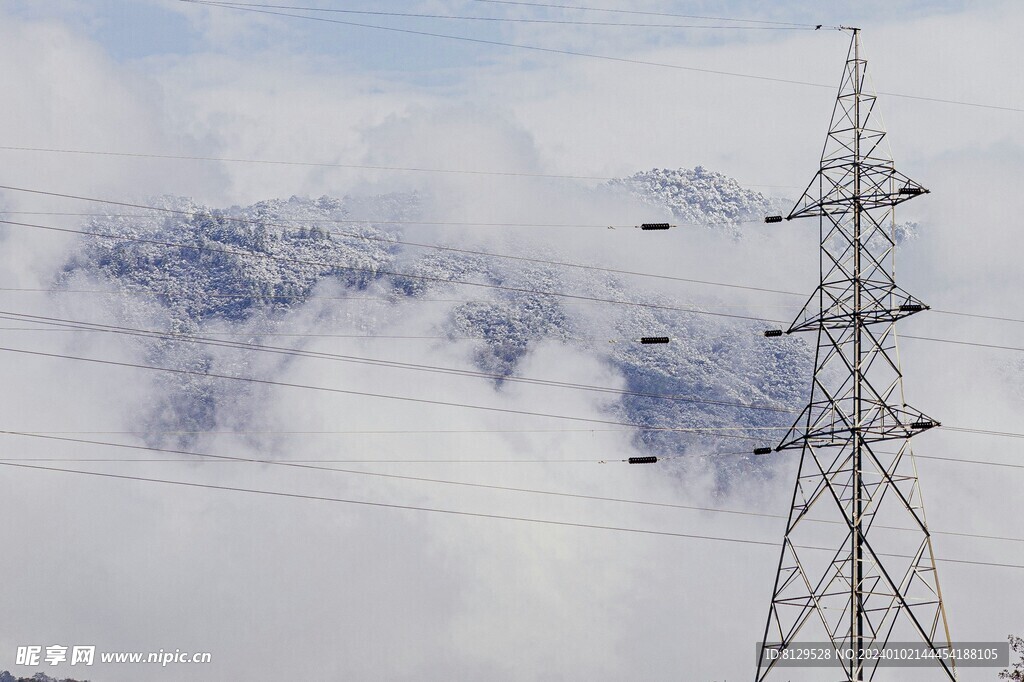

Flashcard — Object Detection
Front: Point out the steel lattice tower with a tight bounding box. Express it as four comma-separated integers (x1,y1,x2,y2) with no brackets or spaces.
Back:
756,29,956,681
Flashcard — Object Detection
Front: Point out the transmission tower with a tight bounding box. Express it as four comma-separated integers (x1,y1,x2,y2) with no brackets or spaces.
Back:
756,29,956,681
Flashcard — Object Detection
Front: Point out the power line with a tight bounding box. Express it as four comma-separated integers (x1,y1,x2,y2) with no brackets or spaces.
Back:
0,204,1019,432
15,429,625,434
0,423,1020,459
190,1,823,30
4,188,1022,326
0,204,1020,420
0,308,797,415
0,271,1009,334
0,456,607,462
941,426,1024,441
5,227,1024,330
897,334,1024,354
0,145,614,181
0,445,982,470
0,196,800,298
20,329,1009,450
0,286,796,306
0,431,1016,469
0,344,769,440
7,299,1021,370
0,210,795,293
1,431,1019,545
0,323,1020,457
0,215,778,325
0,208,657,229
912,453,1024,469
0,183,789,311
0,297,794,309
0,146,801,189
1,240,1019,356
2,217,1021,367
186,0,1024,113
0,458,813,548
0,430,743,504
22,307,1024,441
184,1,851,88
0,326,487,340
930,309,1024,325
0,286,638,309
469,0,821,27
3,458,1021,570
759,442,1024,469
6,300,1023,346
0,207,654,229
0,205,796,296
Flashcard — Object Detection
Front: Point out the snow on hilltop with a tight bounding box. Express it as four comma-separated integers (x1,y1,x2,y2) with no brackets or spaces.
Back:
609,166,789,231
52,167,810,485
62,193,418,322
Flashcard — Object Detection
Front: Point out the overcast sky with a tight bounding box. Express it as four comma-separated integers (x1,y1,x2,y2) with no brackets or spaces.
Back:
0,1,1021,681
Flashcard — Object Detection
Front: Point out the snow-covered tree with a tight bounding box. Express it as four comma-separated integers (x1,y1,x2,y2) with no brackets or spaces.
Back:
1000,635,1024,681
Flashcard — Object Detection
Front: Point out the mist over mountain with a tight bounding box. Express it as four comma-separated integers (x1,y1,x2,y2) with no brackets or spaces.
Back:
55,167,812,485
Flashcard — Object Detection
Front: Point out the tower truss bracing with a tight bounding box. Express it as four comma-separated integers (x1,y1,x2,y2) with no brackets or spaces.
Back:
756,29,956,682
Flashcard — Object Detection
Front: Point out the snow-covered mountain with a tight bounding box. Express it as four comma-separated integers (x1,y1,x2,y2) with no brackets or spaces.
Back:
55,167,813,485
609,166,789,233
